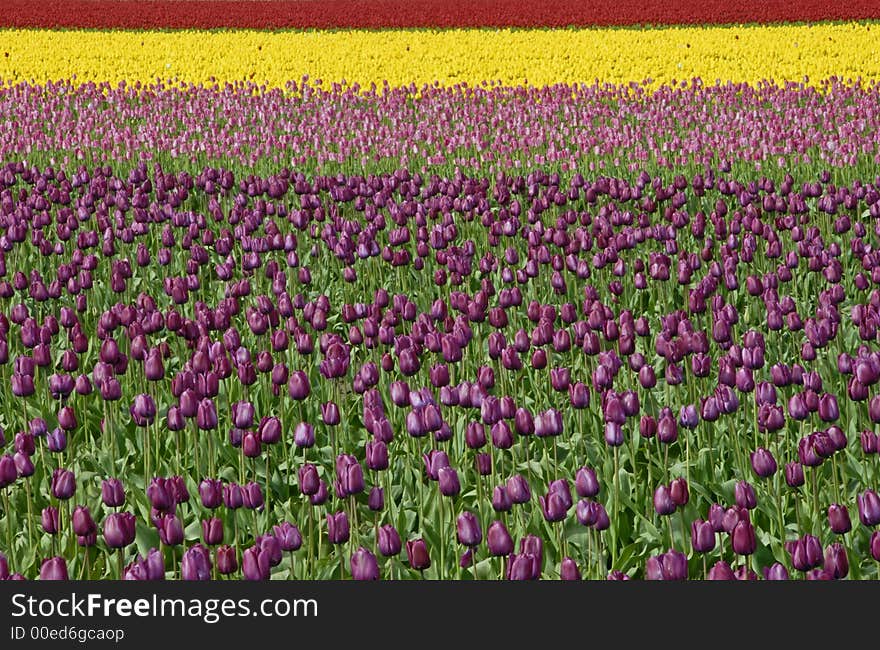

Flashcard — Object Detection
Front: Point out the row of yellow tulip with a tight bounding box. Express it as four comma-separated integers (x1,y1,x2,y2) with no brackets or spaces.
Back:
1,23,878,89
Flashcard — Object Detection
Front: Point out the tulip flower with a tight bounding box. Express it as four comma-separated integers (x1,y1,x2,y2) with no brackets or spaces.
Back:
457,511,482,547
828,504,852,535
858,490,880,526
350,547,380,580
104,512,136,549
378,525,402,557
406,539,431,571
327,511,350,544
40,557,69,581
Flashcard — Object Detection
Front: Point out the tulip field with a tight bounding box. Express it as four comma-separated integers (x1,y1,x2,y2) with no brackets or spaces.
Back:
3,2,880,582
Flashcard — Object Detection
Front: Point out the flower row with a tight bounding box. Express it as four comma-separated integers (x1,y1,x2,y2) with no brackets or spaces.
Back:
2,78,880,175
0,0,875,29
1,22,878,90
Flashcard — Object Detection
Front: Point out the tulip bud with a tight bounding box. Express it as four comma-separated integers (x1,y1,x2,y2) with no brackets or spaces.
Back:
731,521,757,556
243,482,264,510
507,475,531,504
828,503,852,534
575,467,600,498
199,478,223,509
784,462,805,488
103,512,136,549
707,560,736,580
378,525,402,557
858,489,880,526
293,422,315,448
272,522,303,553
242,545,271,580
202,517,224,546
735,481,757,510
457,511,482,547
327,511,350,544
406,539,431,570
39,557,69,581
216,545,238,575
823,542,848,579
350,547,379,580
50,468,76,500
670,477,689,506
645,549,688,580
763,562,789,580
101,478,125,508
691,519,716,554
368,486,384,512
750,447,777,478
486,520,514,556
321,401,341,426
41,506,60,535
560,557,581,580
158,514,184,546
438,466,461,497
181,544,213,581
870,531,880,562
653,485,676,516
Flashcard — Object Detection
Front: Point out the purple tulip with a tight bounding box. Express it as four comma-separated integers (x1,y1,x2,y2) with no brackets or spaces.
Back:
199,478,223,509
101,478,125,508
321,401,341,426
327,511,350,544
50,468,75,500
707,560,736,580
506,552,541,580
406,539,431,570
691,519,716,553
735,481,757,510
368,486,384,511
507,475,531,504
201,517,224,546
750,447,778,478
181,544,213,581
242,545,271,580
645,549,687,580
871,531,880,562
243,482,264,510
273,522,303,552
216,545,238,575
824,543,849,579
457,511,482,547
41,507,59,535
487,520,514,556
575,466,600,498
670,477,689,506
130,394,156,427
39,557,69,581
787,534,823,571
103,512,136,548
785,462,805,488
298,464,319,496
560,557,581,580
378,525,402,557
828,504,852,534
731,521,756,555
438,466,461,497
157,514,184,546
293,422,315,448
763,563,790,580
349,547,379,580
858,490,880,526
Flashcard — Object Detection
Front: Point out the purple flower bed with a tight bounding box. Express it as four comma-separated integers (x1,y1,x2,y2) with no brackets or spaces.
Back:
2,78,880,173
0,79,879,579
